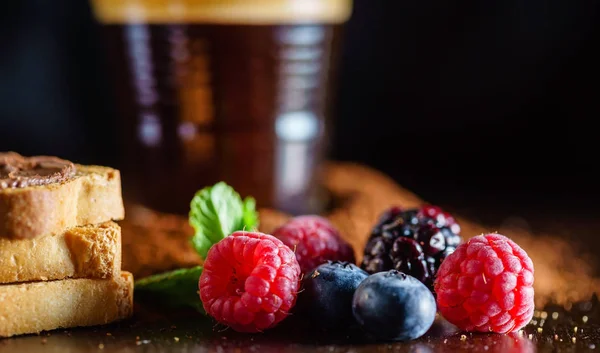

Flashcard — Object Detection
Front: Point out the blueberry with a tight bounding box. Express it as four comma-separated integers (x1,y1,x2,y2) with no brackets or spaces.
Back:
297,261,369,330
352,270,436,341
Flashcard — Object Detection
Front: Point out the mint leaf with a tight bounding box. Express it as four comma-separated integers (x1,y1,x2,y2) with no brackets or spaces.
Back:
135,266,205,314
189,182,259,259
135,183,260,311
242,197,259,231
189,182,243,259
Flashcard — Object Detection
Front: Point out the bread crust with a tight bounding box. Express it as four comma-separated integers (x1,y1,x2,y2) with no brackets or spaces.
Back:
0,221,121,283
0,165,125,239
0,272,134,337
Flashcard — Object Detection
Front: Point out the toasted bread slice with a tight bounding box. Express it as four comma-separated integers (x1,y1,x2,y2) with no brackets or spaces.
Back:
0,222,121,283
0,164,124,240
0,272,134,337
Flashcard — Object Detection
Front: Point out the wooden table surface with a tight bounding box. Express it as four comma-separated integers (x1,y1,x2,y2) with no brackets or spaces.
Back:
1,163,598,352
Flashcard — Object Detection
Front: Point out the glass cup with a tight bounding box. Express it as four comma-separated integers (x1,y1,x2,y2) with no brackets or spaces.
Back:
89,0,353,215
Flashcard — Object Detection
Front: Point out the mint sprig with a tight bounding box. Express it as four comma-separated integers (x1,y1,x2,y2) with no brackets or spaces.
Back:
134,266,205,313
134,182,259,313
242,196,259,231
190,182,259,259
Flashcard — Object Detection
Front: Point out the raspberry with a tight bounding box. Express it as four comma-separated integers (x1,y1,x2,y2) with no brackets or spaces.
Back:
434,233,535,333
198,231,301,332
361,205,462,288
272,216,355,274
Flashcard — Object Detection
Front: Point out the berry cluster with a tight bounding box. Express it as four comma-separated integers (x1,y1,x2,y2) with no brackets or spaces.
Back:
361,205,462,287
197,206,535,340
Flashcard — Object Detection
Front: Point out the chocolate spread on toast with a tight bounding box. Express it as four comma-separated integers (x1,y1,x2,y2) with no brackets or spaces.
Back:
0,152,76,189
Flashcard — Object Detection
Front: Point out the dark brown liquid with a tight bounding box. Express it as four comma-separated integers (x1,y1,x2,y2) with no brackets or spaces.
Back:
101,24,341,215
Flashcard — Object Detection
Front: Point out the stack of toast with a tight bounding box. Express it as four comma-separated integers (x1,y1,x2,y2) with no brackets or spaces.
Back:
0,152,133,337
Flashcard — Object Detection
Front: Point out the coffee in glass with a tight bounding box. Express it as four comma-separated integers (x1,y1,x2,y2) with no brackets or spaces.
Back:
90,0,353,215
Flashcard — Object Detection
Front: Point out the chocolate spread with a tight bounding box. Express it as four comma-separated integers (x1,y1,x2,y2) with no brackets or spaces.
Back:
0,152,76,189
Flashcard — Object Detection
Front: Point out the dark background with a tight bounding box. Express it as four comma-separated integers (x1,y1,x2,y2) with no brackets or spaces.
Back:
0,0,598,221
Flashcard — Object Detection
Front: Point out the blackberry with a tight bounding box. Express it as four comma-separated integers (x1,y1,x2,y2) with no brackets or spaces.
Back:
361,205,462,288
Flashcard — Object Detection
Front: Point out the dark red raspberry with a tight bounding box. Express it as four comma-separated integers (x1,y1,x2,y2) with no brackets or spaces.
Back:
198,231,301,332
434,233,535,333
272,215,355,274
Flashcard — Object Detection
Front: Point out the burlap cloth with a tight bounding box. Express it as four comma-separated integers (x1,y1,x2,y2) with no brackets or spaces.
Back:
121,162,599,308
